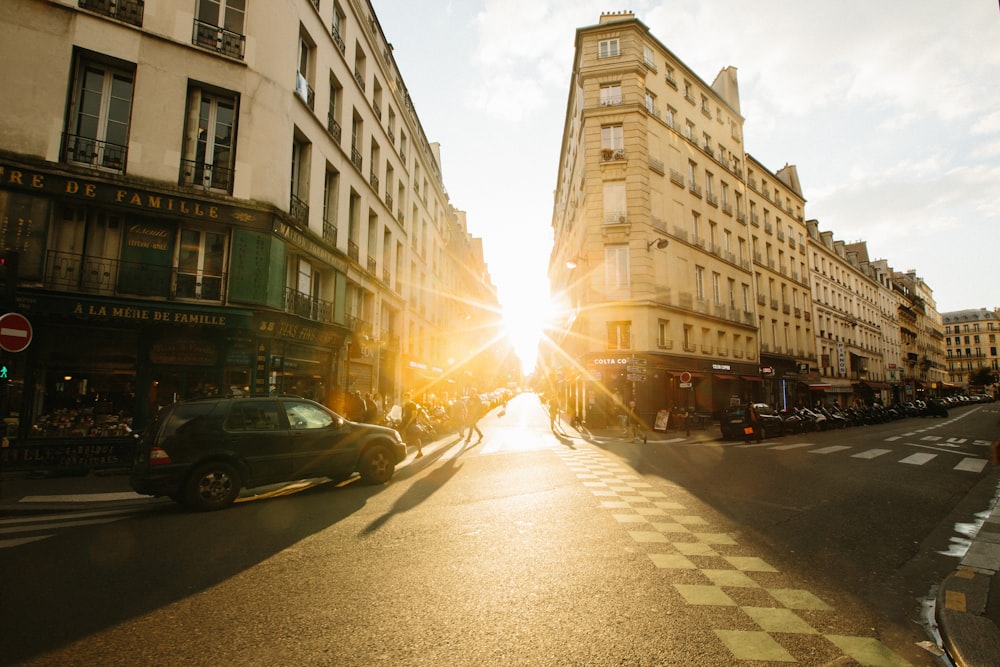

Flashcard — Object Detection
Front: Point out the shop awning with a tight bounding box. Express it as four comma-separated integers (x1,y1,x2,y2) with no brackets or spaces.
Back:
741,375,763,382
670,371,704,378
806,383,831,390
713,374,739,381
863,381,890,390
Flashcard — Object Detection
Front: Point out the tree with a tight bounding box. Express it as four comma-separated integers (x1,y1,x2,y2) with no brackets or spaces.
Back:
969,366,997,388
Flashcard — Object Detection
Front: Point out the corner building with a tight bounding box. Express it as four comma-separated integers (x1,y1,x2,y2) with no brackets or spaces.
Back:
0,0,499,462
547,12,816,427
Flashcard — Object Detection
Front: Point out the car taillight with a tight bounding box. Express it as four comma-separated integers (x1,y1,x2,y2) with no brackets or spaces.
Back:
149,446,172,465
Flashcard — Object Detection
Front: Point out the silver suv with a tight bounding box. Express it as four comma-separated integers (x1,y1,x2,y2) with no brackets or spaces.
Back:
130,396,407,510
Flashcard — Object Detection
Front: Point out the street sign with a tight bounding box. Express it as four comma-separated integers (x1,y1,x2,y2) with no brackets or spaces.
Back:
679,382,692,388
626,365,645,374
627,374,647,382
629,358,647,366
679,371,692,383
0,312,32,352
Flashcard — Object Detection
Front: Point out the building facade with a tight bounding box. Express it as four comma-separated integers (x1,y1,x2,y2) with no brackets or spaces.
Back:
547,11,816,427
0,0,500,463
942,308,1000,395
893,270,947,399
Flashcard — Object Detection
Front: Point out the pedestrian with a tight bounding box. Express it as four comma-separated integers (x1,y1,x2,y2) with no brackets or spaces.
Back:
465,394,484,443
613,388,627,434
401,392,423,458
451,396,468,436
743,402,762,443
548,395,560,431
627,399,646,444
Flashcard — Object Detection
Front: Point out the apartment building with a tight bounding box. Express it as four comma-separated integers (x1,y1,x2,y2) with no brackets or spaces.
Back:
548,11,807,426
744,157,814,408
942,308,1000,393
0,0,498,456
893,270,947,398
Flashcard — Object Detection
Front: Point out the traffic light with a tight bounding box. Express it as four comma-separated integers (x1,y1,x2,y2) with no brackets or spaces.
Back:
0,251,18,305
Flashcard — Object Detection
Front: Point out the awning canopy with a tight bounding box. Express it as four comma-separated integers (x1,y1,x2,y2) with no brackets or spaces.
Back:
862,381,890,390
741,375,763,382
670,371,704,378
713,374,739,381
806,383,831,391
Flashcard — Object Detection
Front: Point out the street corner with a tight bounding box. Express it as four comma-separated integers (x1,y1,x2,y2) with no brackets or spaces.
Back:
936,566,1000,667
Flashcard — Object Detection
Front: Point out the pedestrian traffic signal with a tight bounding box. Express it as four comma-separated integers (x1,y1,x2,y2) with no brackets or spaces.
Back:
0,251,18,304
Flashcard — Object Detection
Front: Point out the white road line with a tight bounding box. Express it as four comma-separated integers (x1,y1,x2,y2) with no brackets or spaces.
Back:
770,442,816,450
810,446,852,455
19,491,148,503
0,535,52,549
853,449,892,459
900,453,937,466
0,507,146,526
954,458,988,473
920,436,942,441
0,516,127,535
885,436,901,442
946,438,969,444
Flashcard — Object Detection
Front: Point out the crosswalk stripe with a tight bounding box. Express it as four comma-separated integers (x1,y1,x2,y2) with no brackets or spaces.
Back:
852,449,891,459
771,442,815,451
954,458,988,473
0,516,126,535
900,453,937,465
810,446,852,455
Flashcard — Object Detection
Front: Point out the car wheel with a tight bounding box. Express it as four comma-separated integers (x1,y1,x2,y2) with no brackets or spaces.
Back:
184,462,241,511
359,444,395,484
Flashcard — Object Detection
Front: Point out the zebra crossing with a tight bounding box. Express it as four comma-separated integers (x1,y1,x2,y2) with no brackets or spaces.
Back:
0,506,149,551
731,432,992,473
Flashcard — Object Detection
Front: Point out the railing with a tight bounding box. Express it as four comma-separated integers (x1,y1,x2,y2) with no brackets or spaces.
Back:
290,193,309,224
323,220,337,244
348,240,359,261
367,256,377,274
284,287,335,324
180,159,234,193
351,146,363,171
385,192,393,209
295,72,315,110
78,0,144,26
369,171,379,190
44,250,226,301
331,27,345,54
600,148,625,162
327,114,342,143
62,133,127,172
192,19,245,59
354,68,365,91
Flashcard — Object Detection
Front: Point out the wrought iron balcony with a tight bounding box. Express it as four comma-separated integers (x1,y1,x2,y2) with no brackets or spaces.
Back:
327,114,342,142
192,19,245,59
290,193,309,224
180,159,234,193
331,27,345,54
78,0,144,26
284,287,335,324
323,220,337,244
43,250,226,302
62,133,127,173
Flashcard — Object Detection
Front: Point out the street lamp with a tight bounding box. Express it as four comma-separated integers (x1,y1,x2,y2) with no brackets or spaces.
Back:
646,238,669,251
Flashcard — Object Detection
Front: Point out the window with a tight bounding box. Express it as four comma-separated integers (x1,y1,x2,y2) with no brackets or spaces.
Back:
323,167,339,241
598,39,620,59
684,120,695,140
290,134,310,223
643,45,655,68
695,265,705,301
644,90,656,114
728,278,736,309
601,124,624,150
605,245,630,293
665,105,676,128
600,84,622,106
607,321,631,350
175,227,225,301
657,319,671,348
603,181,627,224
712,272,721,305
331,2,346,51
226,401,281,431
285,400,336,430
193,0,246,59
296,35,315,109
181,86,237,193
64,52,134,171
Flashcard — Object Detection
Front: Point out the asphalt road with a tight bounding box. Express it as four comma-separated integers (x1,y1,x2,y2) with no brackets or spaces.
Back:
2,394,998,666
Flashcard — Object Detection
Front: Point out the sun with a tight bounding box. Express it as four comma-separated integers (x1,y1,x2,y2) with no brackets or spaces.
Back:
502,292,552,374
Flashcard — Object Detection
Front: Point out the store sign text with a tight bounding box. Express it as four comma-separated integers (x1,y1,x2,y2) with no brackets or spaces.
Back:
593,357,630,365
72,302,227,326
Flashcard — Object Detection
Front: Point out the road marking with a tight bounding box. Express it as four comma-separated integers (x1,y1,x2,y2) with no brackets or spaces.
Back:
18,491,148,503
810,446,852,455
954,458,988,473
920,436,942,441
853,449,891,459
946,438,968,444
900,453,936,466
0,516,128,535
0,535,52,549
771,442,815,451
885,436,901,441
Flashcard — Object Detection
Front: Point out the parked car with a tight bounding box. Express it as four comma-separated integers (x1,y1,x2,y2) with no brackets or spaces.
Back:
130,396,407,511
921,398,950,418
720,403,783,439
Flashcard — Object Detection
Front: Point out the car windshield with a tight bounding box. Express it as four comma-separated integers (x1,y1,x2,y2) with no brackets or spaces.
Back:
284,400,337,430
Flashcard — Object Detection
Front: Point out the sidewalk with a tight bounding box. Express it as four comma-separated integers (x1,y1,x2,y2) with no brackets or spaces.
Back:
4,427,1000,666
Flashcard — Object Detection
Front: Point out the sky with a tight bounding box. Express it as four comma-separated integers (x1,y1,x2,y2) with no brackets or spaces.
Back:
371,0,1000,371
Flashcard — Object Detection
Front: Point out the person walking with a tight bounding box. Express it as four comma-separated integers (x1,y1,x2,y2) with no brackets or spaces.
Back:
401,392,423,458
451,396,468,437
465,394,485,444
548,395,560,432
627,399,646,444
743,403,762,443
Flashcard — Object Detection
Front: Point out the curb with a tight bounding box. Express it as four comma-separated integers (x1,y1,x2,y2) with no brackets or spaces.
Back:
935,492,1000,667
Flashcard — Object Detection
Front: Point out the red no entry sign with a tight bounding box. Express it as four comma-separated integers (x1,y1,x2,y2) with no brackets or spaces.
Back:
0,312,32,353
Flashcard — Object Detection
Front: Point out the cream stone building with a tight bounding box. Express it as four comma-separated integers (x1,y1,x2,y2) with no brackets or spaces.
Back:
941,308,999,394
893,270,947,398
547,11,816,426
0,0,500,454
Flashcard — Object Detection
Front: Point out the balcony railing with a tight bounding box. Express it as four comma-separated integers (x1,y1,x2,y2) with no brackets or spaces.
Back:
192,19,246,59
351,146,363,171
348,240,359,261
180,158,234,193
331,27,345,54
290,193,309,224
284,287,335,325
62,133,127,172
295,72,315,110
78,0,144,26
43,250,225,302
327,114,342,143
323,220,337,244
